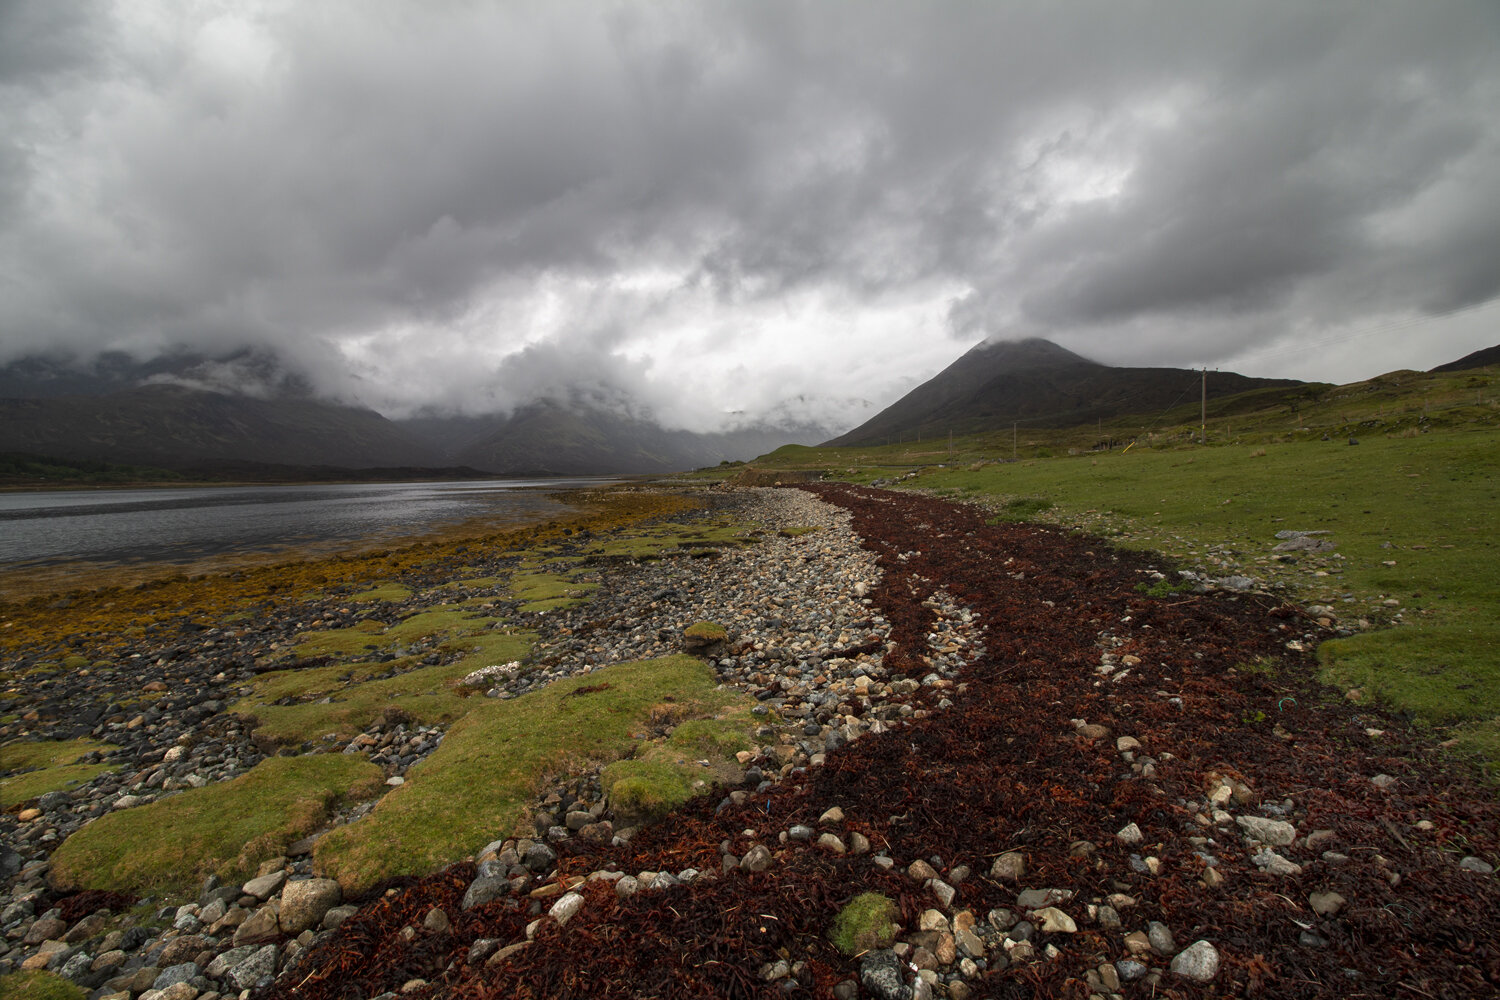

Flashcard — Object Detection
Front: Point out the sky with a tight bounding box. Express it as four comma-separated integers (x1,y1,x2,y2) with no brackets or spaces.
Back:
2,1,1497,433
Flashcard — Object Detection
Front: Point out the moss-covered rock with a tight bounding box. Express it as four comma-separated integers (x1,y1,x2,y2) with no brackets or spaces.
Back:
828,892,899,956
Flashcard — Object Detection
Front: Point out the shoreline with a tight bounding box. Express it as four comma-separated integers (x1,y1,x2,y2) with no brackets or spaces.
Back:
4,483,1498,999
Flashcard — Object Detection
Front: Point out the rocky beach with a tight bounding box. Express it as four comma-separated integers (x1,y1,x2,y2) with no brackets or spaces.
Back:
2,483,1498,999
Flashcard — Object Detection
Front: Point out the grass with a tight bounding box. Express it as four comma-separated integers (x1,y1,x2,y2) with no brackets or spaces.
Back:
350,582,413,602
0,738,116,807
47,755,384,898
0,970,87,1000
312,655,755,893
880,427,1500,772
233,631,534,745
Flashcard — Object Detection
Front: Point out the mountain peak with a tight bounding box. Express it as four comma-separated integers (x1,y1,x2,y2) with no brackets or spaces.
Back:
969,337,1100,370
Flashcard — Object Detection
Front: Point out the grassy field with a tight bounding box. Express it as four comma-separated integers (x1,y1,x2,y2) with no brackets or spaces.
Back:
722,365,1499,778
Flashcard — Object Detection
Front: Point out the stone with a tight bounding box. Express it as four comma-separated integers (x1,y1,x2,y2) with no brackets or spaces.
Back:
241,871,287,900
740,844,773,872
817,833,847,854
23,916,66,945
1170,939,1221,982
153,963,199,990
225,945,278,992
1122,930,1152,955
930,879,955,908
1032,907,1076,933
279,878,342,934
524,842,558,874
462,875,509,911
988,852,1025,883
548,892,584,927
907,859,938,882
232,905,281,946
859,949,912,1000
423,907,451,934
1147,921,1177,955
158,935,209,966
1251,849,1303,877
1016,888,1070,910
1460,856,1495,874
1116,959,1149,981
918,909,949,933
205,946,258,978
323,904,359,930
1116,822,1143,845
1236,815,1296,846
820,806,845,824
1309,890,1347,917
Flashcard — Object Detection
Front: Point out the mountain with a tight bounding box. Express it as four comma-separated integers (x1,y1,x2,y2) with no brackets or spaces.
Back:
824,337,1302,446
418,398,825,475
1431,343,1500,373
0,384,436,471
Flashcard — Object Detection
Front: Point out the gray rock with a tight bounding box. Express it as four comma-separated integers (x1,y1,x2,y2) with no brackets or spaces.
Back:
1460,856,1495,874
462,875,510,911
152,962,199,990
788,824,814,841
205,945,259,978
1115,959,1149,981
279,878,342,934
548,892,584,927
241,870,287,900
1309,890,1347,916
225,943,278,992
859,949,913,1000
1147,921,1176,955
988,851,1025,883
58,951,93,983
1116,822,1143,845
740,844,773,872
1170,939,1221,982
524,842,557,874
1236,815,1297,846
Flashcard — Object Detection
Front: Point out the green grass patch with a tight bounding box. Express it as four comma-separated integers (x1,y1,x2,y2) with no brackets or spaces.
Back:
350,582,413,602
0,970,87,1000
235,631,533,744
910,428,1500,767
312,655,752,893
0,738,117,807
292,619,387,658
1,763,114,808
684,621,728,643
47,755,384,897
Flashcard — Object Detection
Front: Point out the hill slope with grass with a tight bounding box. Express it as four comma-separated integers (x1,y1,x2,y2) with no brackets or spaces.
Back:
824,336,1303,446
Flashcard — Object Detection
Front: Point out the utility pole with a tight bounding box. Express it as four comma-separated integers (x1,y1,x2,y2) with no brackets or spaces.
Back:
1201,367,1207,445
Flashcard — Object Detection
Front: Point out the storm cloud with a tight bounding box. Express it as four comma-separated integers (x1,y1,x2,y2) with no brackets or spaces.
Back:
1,1,1496,430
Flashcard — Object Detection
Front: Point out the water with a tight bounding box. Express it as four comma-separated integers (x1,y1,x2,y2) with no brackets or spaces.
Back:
0,479,614,569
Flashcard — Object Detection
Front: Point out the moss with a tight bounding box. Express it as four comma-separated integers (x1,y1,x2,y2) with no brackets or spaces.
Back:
47,754,384,898
828,892,899,956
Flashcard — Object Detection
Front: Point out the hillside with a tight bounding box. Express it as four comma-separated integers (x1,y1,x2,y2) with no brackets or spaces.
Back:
0,385,436,471
1432,342,1500,372
825,337,1303,446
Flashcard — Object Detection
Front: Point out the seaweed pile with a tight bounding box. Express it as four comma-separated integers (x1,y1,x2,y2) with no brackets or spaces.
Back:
265,484,1500,999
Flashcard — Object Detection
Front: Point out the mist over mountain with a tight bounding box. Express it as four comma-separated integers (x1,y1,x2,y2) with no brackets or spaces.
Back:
0,349,834,475
826,338,1304,447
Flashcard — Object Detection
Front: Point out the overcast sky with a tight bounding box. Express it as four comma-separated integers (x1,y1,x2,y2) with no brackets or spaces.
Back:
2,1,1497,431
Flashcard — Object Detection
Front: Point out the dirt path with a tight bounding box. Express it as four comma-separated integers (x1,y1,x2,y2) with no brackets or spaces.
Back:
268,484,1500,1000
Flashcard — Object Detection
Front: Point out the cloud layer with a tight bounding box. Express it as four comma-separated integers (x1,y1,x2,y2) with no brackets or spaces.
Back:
2,1,1497,429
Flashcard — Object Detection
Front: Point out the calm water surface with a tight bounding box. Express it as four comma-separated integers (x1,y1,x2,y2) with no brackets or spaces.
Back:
0,479,614,568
